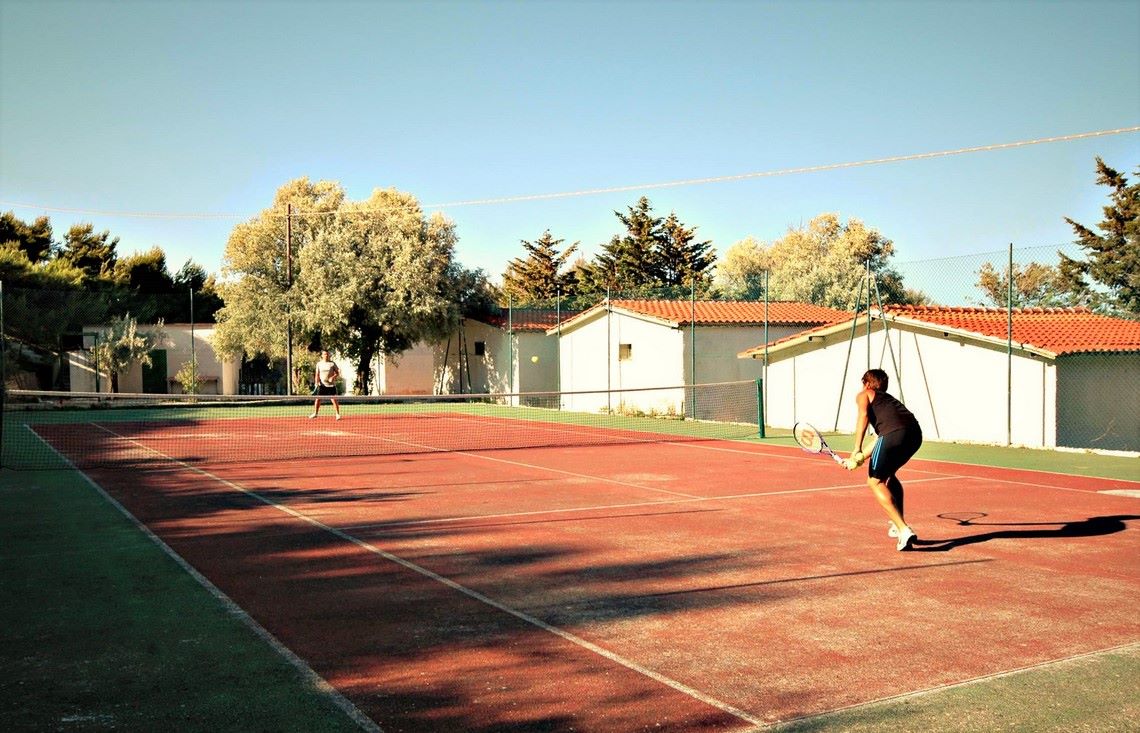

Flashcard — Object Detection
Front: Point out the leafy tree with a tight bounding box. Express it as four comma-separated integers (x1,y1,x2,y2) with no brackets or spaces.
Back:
1059,158,1140,315
0,212,55,263
975,261,1070,308
213,178,345,362
174,354,202,394
57,223,119,282
89,315,168,393
296,188,471,393
715,236,772,299
502,230,579,304
740,213,917,309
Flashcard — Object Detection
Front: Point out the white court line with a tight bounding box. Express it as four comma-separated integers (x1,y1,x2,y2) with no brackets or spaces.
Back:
338,423,708,500
343,477,960,533
31,426,383,733
89,423,767,728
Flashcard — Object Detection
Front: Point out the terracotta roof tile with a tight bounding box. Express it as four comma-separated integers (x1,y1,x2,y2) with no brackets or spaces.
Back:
746,305,1140,357
481,309,583,331
611,300,849,326
882,305,1140,355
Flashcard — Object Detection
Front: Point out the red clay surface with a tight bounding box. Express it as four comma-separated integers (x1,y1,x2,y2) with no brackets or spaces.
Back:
47,415,1140,731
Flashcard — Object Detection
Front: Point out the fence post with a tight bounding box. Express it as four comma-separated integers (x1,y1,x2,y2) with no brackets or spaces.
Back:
556,289,561,404
690,277,696,418
763,270,769,423
756,378,765,438
1007,242,1013,446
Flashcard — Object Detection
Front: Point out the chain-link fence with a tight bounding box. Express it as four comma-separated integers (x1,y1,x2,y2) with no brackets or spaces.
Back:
3,242,1137,452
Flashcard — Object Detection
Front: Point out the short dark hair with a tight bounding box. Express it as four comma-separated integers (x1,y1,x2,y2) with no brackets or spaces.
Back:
862,368,889,392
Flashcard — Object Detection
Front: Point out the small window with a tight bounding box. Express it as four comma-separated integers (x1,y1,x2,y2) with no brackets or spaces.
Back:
618,343,632,361
474,341,486,356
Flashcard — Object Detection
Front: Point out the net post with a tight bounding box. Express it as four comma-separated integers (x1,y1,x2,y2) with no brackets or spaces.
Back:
756,378,765,438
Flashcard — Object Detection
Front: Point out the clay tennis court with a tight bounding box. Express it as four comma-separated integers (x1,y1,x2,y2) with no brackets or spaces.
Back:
37,412,1140,732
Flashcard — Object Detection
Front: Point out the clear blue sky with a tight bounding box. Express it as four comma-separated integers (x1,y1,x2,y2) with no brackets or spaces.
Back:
2,0,1137,283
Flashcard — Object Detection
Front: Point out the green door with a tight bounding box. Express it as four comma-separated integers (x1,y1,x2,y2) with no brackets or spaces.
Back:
142,349,168,393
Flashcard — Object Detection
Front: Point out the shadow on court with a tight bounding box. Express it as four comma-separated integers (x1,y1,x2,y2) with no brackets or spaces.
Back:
913,514,1140,551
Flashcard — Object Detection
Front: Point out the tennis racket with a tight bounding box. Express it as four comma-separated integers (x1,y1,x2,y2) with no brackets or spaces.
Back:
792,421,845,466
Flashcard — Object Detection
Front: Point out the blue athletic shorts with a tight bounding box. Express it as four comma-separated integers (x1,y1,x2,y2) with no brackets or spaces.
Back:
868,428,922,480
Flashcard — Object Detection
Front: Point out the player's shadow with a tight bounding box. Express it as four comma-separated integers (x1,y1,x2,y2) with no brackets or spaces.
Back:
912,514,1140,551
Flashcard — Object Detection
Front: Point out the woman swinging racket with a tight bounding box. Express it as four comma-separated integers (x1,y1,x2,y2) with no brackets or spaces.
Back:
848,369,923,551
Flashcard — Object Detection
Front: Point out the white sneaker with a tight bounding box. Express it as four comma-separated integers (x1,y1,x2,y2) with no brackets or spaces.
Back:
896,527,916,551
888,524,899,538
307,413,317,419
335,414,341,421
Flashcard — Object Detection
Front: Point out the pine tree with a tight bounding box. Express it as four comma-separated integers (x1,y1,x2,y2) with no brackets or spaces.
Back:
502,230,579,303
582,197,665,293
1060,158,1140,315
659,211,716,290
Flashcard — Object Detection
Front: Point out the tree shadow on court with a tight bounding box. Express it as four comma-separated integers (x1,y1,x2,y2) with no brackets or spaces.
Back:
912,514,1140,551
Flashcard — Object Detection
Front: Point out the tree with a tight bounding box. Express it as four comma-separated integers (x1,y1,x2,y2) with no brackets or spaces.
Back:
1059,158,1140,315
579,197,714,295
89,315,168,393
296,188,471,393
738,213,918,309
213,178,345,362
975,261,1070,308
658,211,715,291
173,260,224,323
112,247,175,322
715,237,772,299
57,223,119,282
0,212,55,263
502,230,579,304
581,197,666,292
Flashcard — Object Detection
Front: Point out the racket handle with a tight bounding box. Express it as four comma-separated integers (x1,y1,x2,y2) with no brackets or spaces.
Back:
830,453,845,465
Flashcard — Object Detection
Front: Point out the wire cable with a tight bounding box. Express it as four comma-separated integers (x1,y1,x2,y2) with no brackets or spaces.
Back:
1,125,1136,220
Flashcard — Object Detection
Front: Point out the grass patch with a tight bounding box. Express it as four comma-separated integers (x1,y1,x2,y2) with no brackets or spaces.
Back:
774,644,1140,732
0,466,363,732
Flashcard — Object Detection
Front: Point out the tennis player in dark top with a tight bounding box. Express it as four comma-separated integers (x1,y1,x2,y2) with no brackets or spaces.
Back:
849,368,923,551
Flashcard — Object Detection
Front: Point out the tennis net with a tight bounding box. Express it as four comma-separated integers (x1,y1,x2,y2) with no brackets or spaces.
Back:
1,380,762,470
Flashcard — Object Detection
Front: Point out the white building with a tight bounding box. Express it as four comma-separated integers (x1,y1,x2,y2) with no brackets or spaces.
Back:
68,323,239,394
355,309,570,396
739,305,1140,452
551,300,848,415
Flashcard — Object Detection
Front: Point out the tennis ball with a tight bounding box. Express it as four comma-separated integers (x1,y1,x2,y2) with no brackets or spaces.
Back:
531,355,539,363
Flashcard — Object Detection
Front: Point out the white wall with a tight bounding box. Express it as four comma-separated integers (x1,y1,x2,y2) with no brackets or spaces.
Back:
68,324,238,394
376,341,435,395
556,310,829,417
558,309,685,414
514,331,559,396
760,322,1069,449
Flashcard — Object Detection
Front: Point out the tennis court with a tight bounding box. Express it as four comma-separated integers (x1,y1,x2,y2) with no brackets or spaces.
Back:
9,388,1140,731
